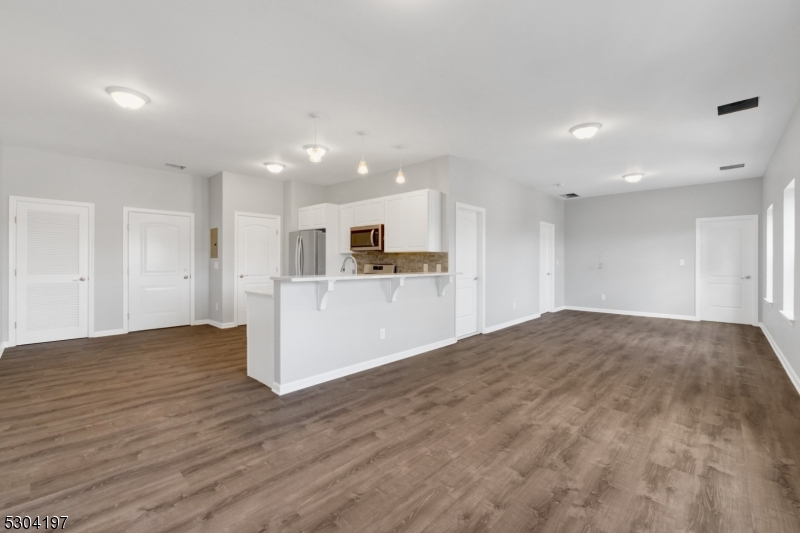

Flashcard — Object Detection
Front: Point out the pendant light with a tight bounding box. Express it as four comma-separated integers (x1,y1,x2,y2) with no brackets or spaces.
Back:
303,114,328,163
396,147,406,184
357,132,369,175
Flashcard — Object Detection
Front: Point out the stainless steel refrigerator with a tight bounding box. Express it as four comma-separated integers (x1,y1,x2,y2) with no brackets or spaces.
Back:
289,229,327,276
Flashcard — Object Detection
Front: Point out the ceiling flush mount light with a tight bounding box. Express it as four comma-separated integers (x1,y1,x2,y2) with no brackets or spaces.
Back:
396,147,406,184
263,162,286,174
303,114,328,163
357,132,369,175
623,173,644,183
106,86,150,110
569,123,602,140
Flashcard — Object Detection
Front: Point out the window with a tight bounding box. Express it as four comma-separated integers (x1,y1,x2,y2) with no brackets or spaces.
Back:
782,180,795,320
766,204,774,302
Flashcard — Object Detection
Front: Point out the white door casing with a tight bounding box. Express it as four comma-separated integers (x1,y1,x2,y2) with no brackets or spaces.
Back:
696,215,758,325
235,212,280,325
126,209,193,332
539,222,555,314
455,203,485,339
12,198,93,345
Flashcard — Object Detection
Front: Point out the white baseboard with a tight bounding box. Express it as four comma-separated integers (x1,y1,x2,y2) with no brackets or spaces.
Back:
563,306,699,322
484,314,541,334
0,342,7,359
552,306,566,312
192,319,210,326
759,323,800,396
92,328,126,338
208,321,237,329
273,338,457,395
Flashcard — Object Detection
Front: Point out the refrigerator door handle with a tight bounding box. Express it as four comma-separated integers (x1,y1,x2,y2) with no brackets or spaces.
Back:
295,235,301,275
300,236,305,274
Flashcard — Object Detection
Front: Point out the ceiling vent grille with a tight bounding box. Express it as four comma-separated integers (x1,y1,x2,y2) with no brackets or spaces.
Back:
164,163,187,170
720,163,745,171
718,97,759,116
560,193,581,199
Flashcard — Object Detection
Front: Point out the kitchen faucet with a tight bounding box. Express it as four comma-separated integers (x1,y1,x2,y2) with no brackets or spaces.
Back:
340,255,358,275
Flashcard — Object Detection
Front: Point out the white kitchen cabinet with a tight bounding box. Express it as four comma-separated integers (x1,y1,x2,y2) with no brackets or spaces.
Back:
339,203,355,253
384,190,442,253
353,198,384,226
298,203,337,230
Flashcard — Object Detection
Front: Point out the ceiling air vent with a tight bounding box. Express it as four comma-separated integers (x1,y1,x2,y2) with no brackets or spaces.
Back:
720,163,745,171
560,193,581,199
718,97,759,116
165,163,187,170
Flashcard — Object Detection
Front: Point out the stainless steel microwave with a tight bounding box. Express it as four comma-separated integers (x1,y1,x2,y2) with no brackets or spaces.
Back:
350,224,384,251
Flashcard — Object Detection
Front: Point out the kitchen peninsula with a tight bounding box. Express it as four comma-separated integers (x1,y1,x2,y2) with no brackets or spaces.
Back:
247,271,456,395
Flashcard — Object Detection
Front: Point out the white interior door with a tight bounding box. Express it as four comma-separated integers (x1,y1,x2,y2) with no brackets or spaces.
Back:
128,211,192,332
698,216,757,324
456,207,479,338
236,214,279,325
15,201,90,345
539,222,555,313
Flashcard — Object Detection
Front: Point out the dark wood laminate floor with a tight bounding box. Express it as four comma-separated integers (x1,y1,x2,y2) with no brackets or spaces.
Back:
2,311,800,532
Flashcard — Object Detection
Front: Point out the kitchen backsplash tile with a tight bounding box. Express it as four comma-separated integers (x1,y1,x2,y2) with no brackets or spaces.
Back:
350,251,449,274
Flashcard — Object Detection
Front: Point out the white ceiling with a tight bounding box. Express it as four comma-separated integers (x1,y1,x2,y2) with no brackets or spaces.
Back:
1,0,799,197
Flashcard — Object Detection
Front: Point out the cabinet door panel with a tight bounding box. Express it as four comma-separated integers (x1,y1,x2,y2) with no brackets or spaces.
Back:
367,199,384,223
340,204,354,253
311,205,326,228
405,192,429,250
354,202,368,226
298,208,312,230
384,197,406,251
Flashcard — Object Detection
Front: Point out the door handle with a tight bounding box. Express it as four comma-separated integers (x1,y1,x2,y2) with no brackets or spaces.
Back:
741,275,751,279
370,229,377,246
74,277,86,281
547,273,551,276
295,235,301,274
473,277,478,280
239,274,245,278
184,275,189,279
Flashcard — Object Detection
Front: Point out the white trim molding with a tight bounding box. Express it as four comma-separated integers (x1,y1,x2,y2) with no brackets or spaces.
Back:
192,319,211,326
564,306,699,321
759,323,800,396
484,313,541,334
273,338,457,395
208,320,237,329
0,342,8,359
552,306,567,312
91,329,126,338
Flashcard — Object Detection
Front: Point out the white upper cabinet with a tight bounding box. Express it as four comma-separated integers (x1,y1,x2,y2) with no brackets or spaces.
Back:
339,203,355,253
298,203,338,230
384,190,442,253
334,190,441,254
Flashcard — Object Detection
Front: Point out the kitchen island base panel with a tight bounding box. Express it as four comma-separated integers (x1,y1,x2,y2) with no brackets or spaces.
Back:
247,274,456,395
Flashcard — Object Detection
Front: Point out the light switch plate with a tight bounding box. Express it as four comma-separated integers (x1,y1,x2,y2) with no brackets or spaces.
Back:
679,259,685,266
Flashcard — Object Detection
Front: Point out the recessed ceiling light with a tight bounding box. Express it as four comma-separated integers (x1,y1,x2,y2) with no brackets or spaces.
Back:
569,123,602,139
106,86,150,110
263,162,286,173
623,173,644,183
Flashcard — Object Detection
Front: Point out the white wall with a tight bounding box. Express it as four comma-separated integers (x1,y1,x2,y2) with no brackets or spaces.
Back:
447,156,566,328
0,146,210,340
217,172,284,325
760,101,800,386
565,178,762,317
208,173,223,323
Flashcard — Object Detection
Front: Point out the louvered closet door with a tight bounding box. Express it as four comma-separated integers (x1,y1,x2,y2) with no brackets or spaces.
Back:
16,202,90,345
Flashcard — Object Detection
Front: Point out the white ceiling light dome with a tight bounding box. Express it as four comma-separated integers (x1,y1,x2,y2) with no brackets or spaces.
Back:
569,123,602,140
263,162,286,173
623,173,644,183
357,131,369,175
105,86,150,110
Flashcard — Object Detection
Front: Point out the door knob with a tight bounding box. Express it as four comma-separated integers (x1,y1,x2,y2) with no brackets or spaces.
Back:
74,277,86,281
474,277,478,280
239,274,244,278
741,275,751,279
184,275,189,279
